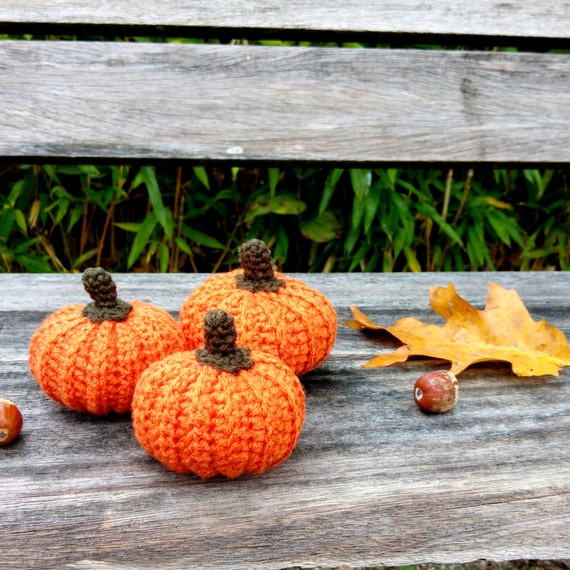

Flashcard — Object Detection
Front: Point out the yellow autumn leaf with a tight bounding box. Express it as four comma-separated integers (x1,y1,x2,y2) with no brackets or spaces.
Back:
484,196,512,210
344,282,570,377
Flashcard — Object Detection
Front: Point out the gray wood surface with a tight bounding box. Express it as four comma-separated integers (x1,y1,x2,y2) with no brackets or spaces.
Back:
1,272,569,569
1,0,570,42
1,41,570,165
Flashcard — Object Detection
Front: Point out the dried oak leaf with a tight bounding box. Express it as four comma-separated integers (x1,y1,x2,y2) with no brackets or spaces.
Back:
344,282,570,377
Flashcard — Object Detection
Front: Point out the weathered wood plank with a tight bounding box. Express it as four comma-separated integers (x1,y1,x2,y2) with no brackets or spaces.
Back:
1,272,569,569
1,41,570,166
0,0,570,43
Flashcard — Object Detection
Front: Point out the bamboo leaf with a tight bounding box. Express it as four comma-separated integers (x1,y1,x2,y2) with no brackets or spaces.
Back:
484,196,511,210
272,226,289,262
487,210,523,247
175,237,194,256
193,167,210,191
57,165,101,177
403,246,421,272
415,202,463,247
68,203,83,232
182,226,226,250
127,212,157,269
134,166,172,239
115,222,143,232
364,181,381,234
13,252,54,272
245,193,306,222
350,169,372,228
350,169,372,197
159,243,170,273
54,199,71,226
268,168,280,197
7,180,24,206
0,209,16,241
71,248,98,270
300,211,343,243
13,209,27,234
348,241,370,271
319,168,344,214
344,224,361,256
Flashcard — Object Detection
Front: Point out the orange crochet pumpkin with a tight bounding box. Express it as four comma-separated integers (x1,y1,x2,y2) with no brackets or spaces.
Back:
29,267,186,415
132,309,305,478
179,239,337,375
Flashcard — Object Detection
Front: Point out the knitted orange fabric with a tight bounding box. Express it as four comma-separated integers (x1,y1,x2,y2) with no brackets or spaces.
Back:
29,268,186,415
179,239,337,376
132,309,305,478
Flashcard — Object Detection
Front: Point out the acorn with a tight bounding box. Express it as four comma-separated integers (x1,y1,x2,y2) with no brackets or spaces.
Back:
0,399,23,446
414,370,458,413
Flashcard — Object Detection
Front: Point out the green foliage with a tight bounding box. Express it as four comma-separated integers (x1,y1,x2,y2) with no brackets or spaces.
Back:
0,164,568,273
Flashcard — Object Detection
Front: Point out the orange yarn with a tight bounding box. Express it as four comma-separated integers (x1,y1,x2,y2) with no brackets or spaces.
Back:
179,239,337,376
132,309,305,478
29,268,186,415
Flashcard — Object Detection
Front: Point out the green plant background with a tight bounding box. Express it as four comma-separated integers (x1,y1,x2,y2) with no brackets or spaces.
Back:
0,163,568,273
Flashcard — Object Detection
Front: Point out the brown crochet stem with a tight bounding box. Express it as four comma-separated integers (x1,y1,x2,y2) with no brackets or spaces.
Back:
235,239,285,293
196,309,253,374
81,267,133,324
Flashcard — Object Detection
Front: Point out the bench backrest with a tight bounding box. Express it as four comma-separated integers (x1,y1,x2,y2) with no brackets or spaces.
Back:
1,1,570,166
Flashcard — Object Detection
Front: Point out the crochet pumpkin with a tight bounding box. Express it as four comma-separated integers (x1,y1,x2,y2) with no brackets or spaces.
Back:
179,239,337,375
132,309,305,478
29,267,186,415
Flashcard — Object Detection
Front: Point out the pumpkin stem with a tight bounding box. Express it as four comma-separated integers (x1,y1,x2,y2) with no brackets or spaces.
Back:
196,309,253,374
235,239,285,293
81,267,133,324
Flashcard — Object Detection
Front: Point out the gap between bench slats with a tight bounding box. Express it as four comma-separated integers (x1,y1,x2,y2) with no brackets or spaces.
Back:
1,41,570,166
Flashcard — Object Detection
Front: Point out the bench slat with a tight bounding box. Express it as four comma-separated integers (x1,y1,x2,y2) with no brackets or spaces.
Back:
1,41,570,166
1,0,570,42
1,272,569,569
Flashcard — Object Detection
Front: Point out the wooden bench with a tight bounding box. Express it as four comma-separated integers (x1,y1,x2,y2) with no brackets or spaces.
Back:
1,2,569,569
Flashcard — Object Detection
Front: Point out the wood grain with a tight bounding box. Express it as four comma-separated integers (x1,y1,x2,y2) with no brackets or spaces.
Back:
1,272,569,569
0,0,570,42
1,41,570,165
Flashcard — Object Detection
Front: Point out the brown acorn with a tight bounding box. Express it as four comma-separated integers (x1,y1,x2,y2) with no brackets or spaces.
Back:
0,399,23,446
414,370,458,413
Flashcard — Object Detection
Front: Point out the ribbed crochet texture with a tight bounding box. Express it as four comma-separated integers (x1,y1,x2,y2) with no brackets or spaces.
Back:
29,268,186,415
179,239,337,376
132,309,306,478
